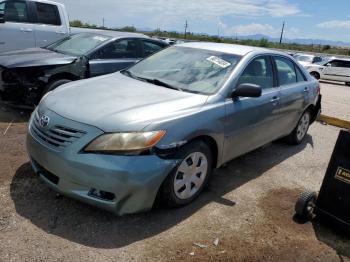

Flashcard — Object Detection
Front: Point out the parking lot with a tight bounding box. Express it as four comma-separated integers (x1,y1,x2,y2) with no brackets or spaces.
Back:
0,81,349,261
320,81,350,122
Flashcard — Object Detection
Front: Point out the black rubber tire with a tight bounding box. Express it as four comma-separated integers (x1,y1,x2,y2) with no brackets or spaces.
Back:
295,191,317,220
43,79,72,95
286,110,311,145
310,72,320,80
160,141,213,208
345,82,350,86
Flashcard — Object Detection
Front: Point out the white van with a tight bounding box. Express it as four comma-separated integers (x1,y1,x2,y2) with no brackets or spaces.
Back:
0,0,69,52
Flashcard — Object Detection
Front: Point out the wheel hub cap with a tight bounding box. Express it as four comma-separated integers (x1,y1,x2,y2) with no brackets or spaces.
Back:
297,113,310,141
173,152,208,200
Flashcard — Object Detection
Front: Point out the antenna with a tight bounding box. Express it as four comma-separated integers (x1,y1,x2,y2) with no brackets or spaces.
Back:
279,21,285,44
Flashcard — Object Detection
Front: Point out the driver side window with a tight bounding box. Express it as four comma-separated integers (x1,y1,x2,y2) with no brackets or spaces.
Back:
237,56,274,90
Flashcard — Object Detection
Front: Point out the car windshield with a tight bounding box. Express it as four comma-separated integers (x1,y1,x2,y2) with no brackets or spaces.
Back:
47,33,111,56
296,55,314,62
125,46,241,94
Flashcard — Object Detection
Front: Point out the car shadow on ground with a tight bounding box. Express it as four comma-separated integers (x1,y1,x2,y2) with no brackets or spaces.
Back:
0,102,31,123
11,135,314,249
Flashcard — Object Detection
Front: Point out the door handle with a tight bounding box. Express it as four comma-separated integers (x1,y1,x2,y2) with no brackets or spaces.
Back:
303,87,309,93
20,28,33,32
270,96,280,106
55,31,66,34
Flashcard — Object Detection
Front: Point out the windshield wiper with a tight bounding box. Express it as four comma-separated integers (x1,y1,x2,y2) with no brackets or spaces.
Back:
122,71,183,92
147,79,183,92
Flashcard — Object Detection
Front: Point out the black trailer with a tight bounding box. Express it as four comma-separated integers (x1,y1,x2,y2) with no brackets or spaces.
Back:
295,130,350,231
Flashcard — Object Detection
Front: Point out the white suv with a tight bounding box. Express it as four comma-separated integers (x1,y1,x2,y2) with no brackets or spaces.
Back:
305,58,350,86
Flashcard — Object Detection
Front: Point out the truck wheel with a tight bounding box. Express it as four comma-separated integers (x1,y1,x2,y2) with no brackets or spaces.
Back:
310,72,320,80
286,110,311,145
43,79,72,95
160,141,213,207
345,82,350,86
295,191,317,220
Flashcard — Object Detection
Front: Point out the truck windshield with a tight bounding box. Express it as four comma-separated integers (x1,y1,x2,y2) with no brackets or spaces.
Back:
125,46,241,95
47,33,111,56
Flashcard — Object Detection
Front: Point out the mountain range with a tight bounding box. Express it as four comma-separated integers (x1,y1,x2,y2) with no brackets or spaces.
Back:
234,34,350,47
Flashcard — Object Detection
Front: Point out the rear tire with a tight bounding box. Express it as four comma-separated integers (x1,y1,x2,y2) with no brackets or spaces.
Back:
295,191,317,220
286,110,311,145
160,141,213,208
345,82,350,86
310,72,320,80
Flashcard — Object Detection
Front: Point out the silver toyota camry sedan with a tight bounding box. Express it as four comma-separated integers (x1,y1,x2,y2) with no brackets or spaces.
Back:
27,42,321,215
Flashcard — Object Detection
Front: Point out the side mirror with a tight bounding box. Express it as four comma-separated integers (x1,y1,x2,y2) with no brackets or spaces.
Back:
231,83,262,98
0,9,4,24
326,63,331,67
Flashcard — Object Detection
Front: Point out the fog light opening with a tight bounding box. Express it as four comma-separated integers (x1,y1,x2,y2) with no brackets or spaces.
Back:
88,188,115,201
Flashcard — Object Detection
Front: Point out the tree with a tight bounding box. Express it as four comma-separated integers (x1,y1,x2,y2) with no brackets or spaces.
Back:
70,20,83,27
119,26,137,32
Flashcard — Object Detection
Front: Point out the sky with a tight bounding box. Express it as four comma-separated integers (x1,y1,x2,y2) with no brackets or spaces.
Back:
56,0,350,42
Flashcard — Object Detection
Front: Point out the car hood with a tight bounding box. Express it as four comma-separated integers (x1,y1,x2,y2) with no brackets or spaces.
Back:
42,72,209,132
0,48,77,68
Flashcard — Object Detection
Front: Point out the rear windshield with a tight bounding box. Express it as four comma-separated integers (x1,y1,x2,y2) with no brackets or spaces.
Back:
47,33,111,56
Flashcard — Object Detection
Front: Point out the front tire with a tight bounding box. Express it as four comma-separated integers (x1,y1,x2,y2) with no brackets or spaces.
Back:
345,82,350,86
160,141,213,207
286,110,311,145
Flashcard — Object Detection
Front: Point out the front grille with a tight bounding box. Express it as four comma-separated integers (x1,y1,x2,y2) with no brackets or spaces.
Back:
31,111,86,149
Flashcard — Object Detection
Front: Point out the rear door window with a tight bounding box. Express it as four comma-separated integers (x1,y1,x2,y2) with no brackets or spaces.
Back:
274,57,297,86
94,39,139,59
142,40,166,57
342,60,350,68
34,2,61,25
237,56,274,90
3,1,29,23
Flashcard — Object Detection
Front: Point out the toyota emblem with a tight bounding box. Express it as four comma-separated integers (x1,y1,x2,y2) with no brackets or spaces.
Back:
39,115,50,128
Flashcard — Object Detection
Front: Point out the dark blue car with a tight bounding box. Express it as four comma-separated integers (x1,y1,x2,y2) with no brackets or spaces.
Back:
0,30,168,106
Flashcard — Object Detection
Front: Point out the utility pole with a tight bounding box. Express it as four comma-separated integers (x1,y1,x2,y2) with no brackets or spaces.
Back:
279,21,285,44
102,18,105,28
217,23,220,38
184,20,188,39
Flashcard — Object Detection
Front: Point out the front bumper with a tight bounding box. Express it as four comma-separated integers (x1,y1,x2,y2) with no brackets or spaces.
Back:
26,109,177,215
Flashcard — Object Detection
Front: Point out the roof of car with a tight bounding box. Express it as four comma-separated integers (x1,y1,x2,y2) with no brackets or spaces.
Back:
176,42,282,56
28,0,66,8
70,27,150,39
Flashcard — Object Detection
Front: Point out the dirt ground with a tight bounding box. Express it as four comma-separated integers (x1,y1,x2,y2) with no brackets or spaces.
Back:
1,100,350,261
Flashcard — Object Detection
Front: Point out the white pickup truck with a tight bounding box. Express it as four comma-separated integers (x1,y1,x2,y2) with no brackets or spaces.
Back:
0,0,69,52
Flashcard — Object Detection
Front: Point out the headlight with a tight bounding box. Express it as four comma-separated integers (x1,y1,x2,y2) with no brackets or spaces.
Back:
84,130,166,154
